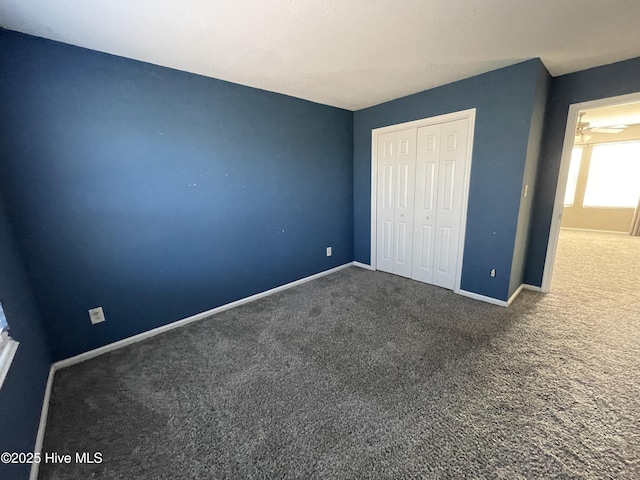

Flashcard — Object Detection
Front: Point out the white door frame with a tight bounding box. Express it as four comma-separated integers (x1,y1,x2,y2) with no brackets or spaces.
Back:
540,91,640,293
370,108,476,293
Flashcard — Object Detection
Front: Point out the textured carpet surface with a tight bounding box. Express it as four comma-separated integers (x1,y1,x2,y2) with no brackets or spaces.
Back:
40,230,640,479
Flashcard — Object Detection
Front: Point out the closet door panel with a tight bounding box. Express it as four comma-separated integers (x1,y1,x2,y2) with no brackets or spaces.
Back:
392,128,417,278
412,124,441,283
433,119,469,289
376,132,396,274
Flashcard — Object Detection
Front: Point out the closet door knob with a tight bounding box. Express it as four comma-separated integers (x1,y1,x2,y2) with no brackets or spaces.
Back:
425,216,430,220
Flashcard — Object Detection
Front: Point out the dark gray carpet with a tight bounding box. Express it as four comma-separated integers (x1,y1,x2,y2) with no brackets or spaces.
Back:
40,230,640,479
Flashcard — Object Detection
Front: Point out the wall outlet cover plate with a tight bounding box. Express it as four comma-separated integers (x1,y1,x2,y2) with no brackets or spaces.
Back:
89,307,106,325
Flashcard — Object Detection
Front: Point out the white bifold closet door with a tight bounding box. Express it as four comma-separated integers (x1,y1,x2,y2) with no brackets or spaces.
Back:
412,119,469,289
377,118,469,290
376,128,417,278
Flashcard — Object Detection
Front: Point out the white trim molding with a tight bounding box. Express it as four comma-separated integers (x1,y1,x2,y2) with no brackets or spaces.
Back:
369,109,476,295
29,365,55,480
458,289,508,307
458,283,531,308
560,227,627,235
523,284,543,293
507,284,525,306
54,263,353,369
353,261,375,270
541,91,640,294
30,262,355,479
27,258,541,479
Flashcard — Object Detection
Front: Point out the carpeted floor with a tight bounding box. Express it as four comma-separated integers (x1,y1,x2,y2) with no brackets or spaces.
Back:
39,229,640,479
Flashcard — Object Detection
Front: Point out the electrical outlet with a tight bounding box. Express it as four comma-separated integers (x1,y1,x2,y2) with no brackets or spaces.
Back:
89,307,106,325
326,246,332,257
490,269,496,278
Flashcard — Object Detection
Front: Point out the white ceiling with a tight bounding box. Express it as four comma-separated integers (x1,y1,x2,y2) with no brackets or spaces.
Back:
1,1,640,110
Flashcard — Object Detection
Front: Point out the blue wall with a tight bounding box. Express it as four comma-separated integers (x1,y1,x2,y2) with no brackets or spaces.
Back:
508,64,550,297
0,201,53,480
524,57,640,286
0,30,354,360
354,59,547,301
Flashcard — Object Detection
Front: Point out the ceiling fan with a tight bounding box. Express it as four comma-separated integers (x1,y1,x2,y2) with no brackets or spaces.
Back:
575,113,627,142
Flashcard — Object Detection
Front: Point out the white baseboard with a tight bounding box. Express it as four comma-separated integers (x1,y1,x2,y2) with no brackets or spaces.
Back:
459,282,543,308
54,262,353,370
561,227,627,235
457,289,508,307
31,262,354,478
30,365,56,480
507,284,524,306
523,284,543,292
353,261,375,270
36,260,538,477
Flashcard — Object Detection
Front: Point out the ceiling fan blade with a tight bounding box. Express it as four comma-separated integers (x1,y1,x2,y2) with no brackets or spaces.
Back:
588,127,626,134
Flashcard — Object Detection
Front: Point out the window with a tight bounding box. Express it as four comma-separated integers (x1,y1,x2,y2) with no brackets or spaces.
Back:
564,147,583,206
0,303,7,331
0,302,19,390
584,142,640,208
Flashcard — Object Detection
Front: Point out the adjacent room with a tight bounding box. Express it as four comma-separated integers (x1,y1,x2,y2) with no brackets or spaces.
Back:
544,100,640,299
564,103,640,234
1,1,639,479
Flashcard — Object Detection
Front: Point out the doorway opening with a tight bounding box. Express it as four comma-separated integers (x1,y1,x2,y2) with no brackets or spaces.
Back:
542,93,640,293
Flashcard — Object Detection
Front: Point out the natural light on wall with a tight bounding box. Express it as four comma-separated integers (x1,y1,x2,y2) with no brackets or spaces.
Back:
583,142,640,208
0,302,19,390
564,147,583,206
0,303,7,332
